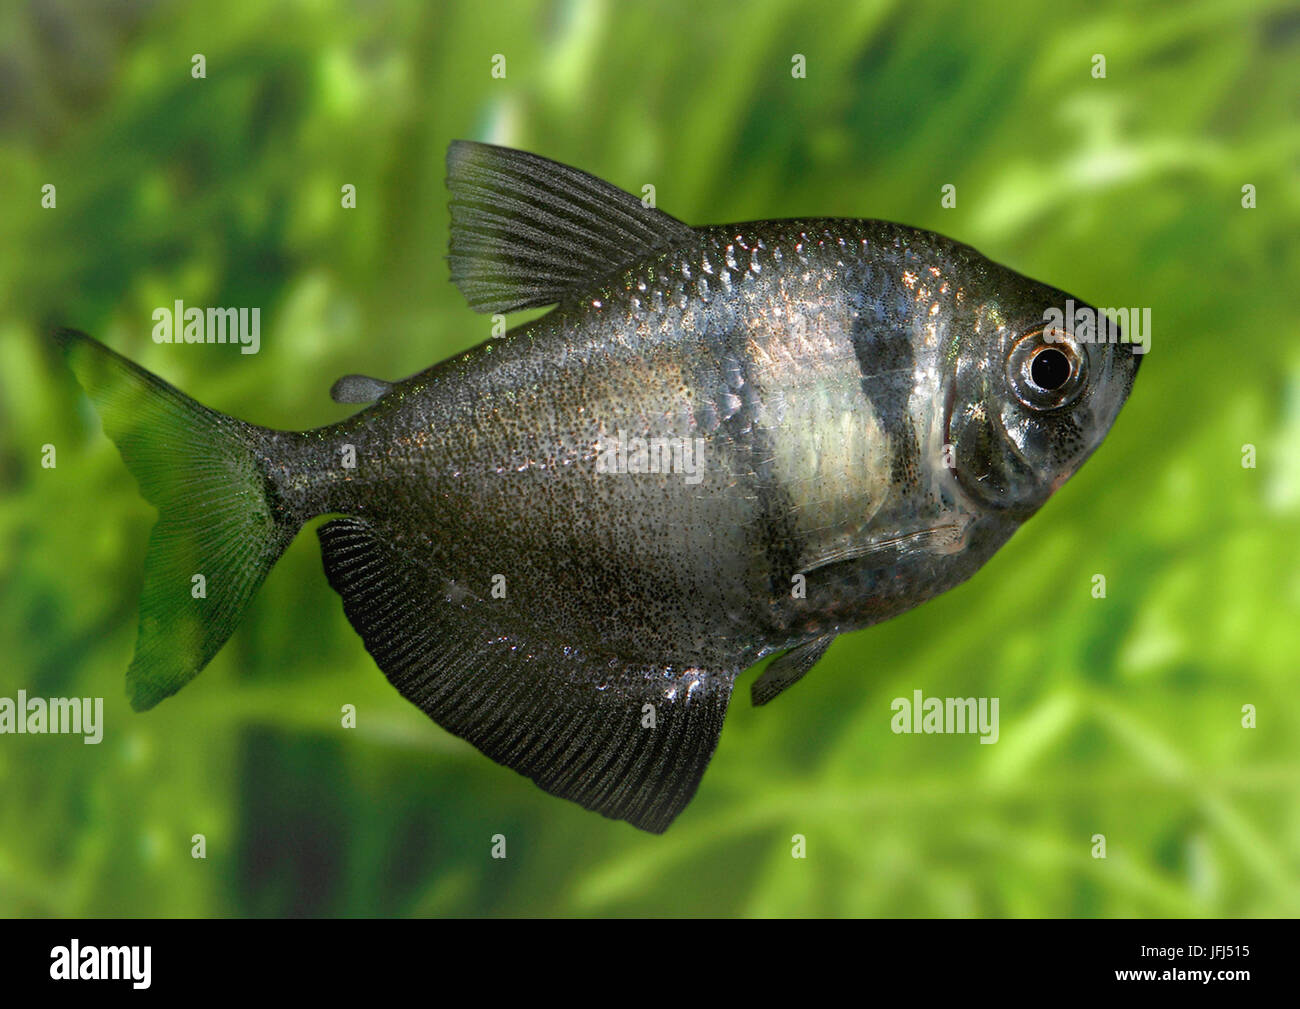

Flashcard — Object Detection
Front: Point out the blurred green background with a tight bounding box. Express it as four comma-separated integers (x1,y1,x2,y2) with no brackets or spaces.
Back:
1,0,1297,917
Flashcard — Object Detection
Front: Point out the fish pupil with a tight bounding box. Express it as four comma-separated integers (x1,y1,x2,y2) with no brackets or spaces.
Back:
1031,347,1071,391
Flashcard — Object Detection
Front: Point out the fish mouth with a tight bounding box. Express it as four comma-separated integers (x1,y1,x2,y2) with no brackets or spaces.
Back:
1127,341,1145,386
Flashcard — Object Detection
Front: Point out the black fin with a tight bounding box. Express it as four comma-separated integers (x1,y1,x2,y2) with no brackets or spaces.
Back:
751,635,835,706
445,140,695,314
330,373,392,404
318,517,734,832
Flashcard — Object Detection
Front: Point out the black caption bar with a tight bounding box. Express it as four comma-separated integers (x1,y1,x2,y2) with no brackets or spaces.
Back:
0,918,1278,995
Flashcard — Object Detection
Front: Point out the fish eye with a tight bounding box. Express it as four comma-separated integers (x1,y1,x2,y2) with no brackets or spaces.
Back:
1031,347,1071,390
1007,329,1086,411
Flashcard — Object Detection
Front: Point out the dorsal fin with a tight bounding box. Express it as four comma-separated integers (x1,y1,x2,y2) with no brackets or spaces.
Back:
318,516,734,832
446,140,695,314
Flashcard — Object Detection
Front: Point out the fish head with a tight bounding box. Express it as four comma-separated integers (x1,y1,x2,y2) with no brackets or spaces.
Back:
944,273,1142,517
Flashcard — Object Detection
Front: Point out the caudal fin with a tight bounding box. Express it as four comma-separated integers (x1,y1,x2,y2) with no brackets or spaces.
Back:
55,329,301,710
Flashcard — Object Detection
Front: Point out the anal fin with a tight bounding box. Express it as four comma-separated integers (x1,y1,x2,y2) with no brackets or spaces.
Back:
318,517,734,833
751,635,834,706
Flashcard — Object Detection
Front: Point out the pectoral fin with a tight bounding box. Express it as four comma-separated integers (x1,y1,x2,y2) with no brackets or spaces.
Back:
445,141,695,314
751,635,835,706
797,523,967,576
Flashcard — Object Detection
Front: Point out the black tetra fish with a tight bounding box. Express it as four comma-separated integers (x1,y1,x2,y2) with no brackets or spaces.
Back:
56,141,1142,831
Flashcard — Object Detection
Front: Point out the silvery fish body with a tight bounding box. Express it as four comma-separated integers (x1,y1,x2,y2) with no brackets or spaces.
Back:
57,142,1141,831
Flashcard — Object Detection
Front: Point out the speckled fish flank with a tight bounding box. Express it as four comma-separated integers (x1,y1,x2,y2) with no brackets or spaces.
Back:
55,142,1142,832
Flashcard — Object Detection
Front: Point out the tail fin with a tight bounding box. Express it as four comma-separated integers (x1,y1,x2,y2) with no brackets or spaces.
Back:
55,329,301,710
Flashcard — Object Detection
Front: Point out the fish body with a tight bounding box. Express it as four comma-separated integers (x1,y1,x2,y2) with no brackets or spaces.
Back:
57,143,1141,831
305,220,1019,663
